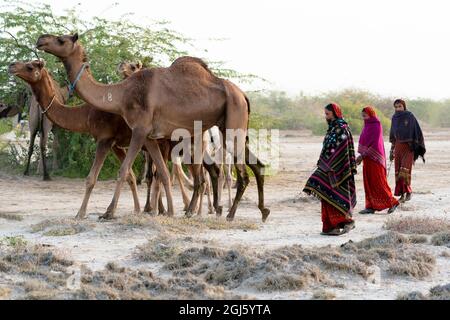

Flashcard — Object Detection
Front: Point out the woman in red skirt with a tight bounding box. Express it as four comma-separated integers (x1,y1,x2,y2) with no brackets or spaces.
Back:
389,99,426,202
357,106,399,214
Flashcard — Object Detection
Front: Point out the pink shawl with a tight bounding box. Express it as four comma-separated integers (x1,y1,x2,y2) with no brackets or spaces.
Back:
358,107,386,168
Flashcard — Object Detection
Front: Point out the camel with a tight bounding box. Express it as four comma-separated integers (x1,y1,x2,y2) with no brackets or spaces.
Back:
0,103,21,119
8,59,143,219
118,61,196,213
37,33,270,222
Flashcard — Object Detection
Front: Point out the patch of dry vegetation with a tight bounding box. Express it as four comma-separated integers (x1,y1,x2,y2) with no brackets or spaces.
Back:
77,262,242,300
384,216,450,235
31,218,95,237
397,283,450,300
134,231,436,294
118,214,259,234
0,239,241,300
0,240,74,299
311,289,336,300
0,212,23,221
431,232,450,248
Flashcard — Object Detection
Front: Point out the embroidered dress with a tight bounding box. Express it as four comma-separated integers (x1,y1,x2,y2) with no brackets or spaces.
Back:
304,104,357,232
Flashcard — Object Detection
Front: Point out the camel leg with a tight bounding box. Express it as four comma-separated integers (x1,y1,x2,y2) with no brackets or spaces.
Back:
100,129,146,220
226,162,249,221
149,176,159,215
24,129,37,176
150,173,166,215
39,117,51,181
143,139,175,217
143,155,155,214
185,163,204,217
112,145,141,215
76,140,112,219
136,151,147,185
51,128,60,171
225,162,233,209
174,163,190,211
202,158,221,215
158,187,166,215
204,169,215,214
24,97,39,176
196,170,206,216
246,146,270,222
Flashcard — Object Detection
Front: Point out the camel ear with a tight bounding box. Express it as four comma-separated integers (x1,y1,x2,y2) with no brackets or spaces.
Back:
38,59,46,69
136,61,143,69
72,33,79,43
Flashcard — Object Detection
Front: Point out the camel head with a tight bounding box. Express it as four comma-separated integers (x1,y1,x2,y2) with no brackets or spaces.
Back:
8,60,47,83
36,33,81,59
117,61,144,79
0,104,20,118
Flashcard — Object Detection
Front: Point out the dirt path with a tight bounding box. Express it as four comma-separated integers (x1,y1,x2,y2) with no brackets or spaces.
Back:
0,129,449,299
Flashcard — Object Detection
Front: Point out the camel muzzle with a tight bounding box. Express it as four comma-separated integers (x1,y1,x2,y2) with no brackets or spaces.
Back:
36,37,49,50
7,63,18,75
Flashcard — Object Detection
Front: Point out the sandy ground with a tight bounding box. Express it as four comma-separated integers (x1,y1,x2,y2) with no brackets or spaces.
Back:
0,129,449,299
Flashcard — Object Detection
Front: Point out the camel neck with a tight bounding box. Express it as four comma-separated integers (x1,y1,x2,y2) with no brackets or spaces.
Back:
31,73,91,134
62,55,124,115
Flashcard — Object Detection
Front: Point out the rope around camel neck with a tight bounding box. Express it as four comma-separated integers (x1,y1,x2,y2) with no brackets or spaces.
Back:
41,95,56,115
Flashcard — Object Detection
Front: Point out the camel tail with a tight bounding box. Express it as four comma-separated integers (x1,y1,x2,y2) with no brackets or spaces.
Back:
244,95,251,143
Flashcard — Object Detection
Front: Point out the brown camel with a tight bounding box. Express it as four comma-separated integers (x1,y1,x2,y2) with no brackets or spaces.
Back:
8,59,142,219
37,33,270,222
118,61,197,213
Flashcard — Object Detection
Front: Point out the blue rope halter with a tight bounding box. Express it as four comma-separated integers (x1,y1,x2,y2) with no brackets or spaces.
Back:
68,63,89,97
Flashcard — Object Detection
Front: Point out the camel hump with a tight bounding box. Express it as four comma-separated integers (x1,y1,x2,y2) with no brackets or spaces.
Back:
171,56,213,74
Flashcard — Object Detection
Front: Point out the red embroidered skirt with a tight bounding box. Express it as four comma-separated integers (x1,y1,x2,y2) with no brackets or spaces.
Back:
321,200,353,232
363,157,399,210
394,142,414,196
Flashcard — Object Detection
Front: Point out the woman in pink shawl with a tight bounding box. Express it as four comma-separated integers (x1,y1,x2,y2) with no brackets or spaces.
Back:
356,106,399,214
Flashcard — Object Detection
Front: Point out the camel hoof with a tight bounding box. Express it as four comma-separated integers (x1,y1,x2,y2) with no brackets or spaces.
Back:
158,210,168,216
226,214,235,222
185,210,194,218
75,212,87,220
98,212,116,221
144,210,157,216
215,206,223,217
261,208,270,222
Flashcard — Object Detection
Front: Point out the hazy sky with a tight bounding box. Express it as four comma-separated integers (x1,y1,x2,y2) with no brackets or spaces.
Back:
42,0,450,99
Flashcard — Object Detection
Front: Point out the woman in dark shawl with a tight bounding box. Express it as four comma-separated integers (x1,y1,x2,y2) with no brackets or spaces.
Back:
303,103,357,236
357,106,399,214
389,99,426,202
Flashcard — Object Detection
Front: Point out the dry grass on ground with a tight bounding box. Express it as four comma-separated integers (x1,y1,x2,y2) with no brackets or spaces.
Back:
431,232,450,248
397,283,450,300
134,231,437,294
30,218,95,237
384,216,450,235
0,212,23,221
117,214,259,234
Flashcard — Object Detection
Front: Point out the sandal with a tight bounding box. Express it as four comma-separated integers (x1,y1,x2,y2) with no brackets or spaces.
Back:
387,204,399,214
359,208,375,214
321,228,345,236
